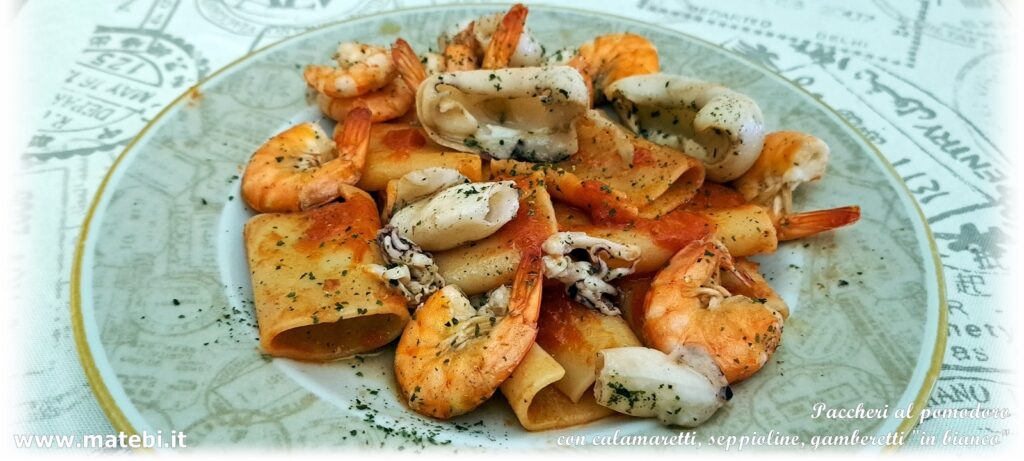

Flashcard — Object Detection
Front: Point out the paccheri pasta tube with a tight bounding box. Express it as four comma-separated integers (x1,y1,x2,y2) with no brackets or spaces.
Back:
701,204,778,257
542,111,705,219
535,289,642,402
356,124,483,191
500,344,615,431
244,187,409,360
552,203,712,274
552,200,777,273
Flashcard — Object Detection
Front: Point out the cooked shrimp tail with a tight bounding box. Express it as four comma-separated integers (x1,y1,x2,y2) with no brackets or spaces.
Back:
295,108,372,209
332,107,372,172
394,252,544,419
482,3,528,69
643,240,785,383
776,205,860,241
392,38,427,92
442,21,481,71
508,252,543,319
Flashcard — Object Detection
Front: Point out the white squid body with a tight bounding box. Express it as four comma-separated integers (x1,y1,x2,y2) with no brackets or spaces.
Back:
384,167,470,219
605,74,766,182
416,66,590,162
594,346,731,427
389,178,520,251
438,14,545,67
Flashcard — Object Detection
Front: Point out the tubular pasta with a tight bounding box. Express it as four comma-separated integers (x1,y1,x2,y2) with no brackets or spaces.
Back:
702,204,778,257
244,187,409,361
356,124,483,191
616,276,654,341
500,344,615,431
490,111,705,219
535,289,641,402
553,201,777,273
559,112,705,218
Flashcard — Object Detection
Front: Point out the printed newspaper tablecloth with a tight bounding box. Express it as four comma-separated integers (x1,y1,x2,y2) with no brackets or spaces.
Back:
14,0,1012,450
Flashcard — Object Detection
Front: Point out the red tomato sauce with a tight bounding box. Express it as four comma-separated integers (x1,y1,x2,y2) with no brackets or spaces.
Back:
300,194,380,260
381,127,427,152
631,147,655,167
631,209,714,250
681,183,747,211
536,288,587,350
490,175,555,256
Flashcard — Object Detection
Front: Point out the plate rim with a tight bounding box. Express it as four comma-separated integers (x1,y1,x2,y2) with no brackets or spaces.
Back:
69,2,948,449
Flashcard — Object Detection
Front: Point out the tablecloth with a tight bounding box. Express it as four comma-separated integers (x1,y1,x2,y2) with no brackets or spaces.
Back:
13,0,1013,450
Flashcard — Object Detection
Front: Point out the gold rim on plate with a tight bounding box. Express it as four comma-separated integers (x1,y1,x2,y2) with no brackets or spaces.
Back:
69,3,947,449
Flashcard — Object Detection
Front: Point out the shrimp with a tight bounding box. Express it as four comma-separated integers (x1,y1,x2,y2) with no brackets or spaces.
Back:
394,253,543,419
391,38,428,94
732,131,829,218
442,21,481,71
438,4,541,71
303,43,396,98
725,132,860,240
240,108,372,212
642,240,785,383
572,33,659,101
720,258,789,320
316,40,424,123
775,206,861,241
481,3,527,70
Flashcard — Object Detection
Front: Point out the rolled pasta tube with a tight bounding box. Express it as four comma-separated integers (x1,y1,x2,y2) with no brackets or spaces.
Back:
434,172,557,294
500,344,615,431
493,158,640,221
356,124,483,191
536,289,641,402
558,111,705,219
390,181,520,251
555,201,776,267
244,187,409,361
434,242,521,296
702,204,778,257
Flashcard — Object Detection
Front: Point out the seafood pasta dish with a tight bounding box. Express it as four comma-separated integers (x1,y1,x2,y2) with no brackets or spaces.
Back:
240,4,860,430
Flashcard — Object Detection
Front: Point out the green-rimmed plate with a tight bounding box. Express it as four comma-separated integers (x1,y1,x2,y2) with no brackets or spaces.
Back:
72,4,945,451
